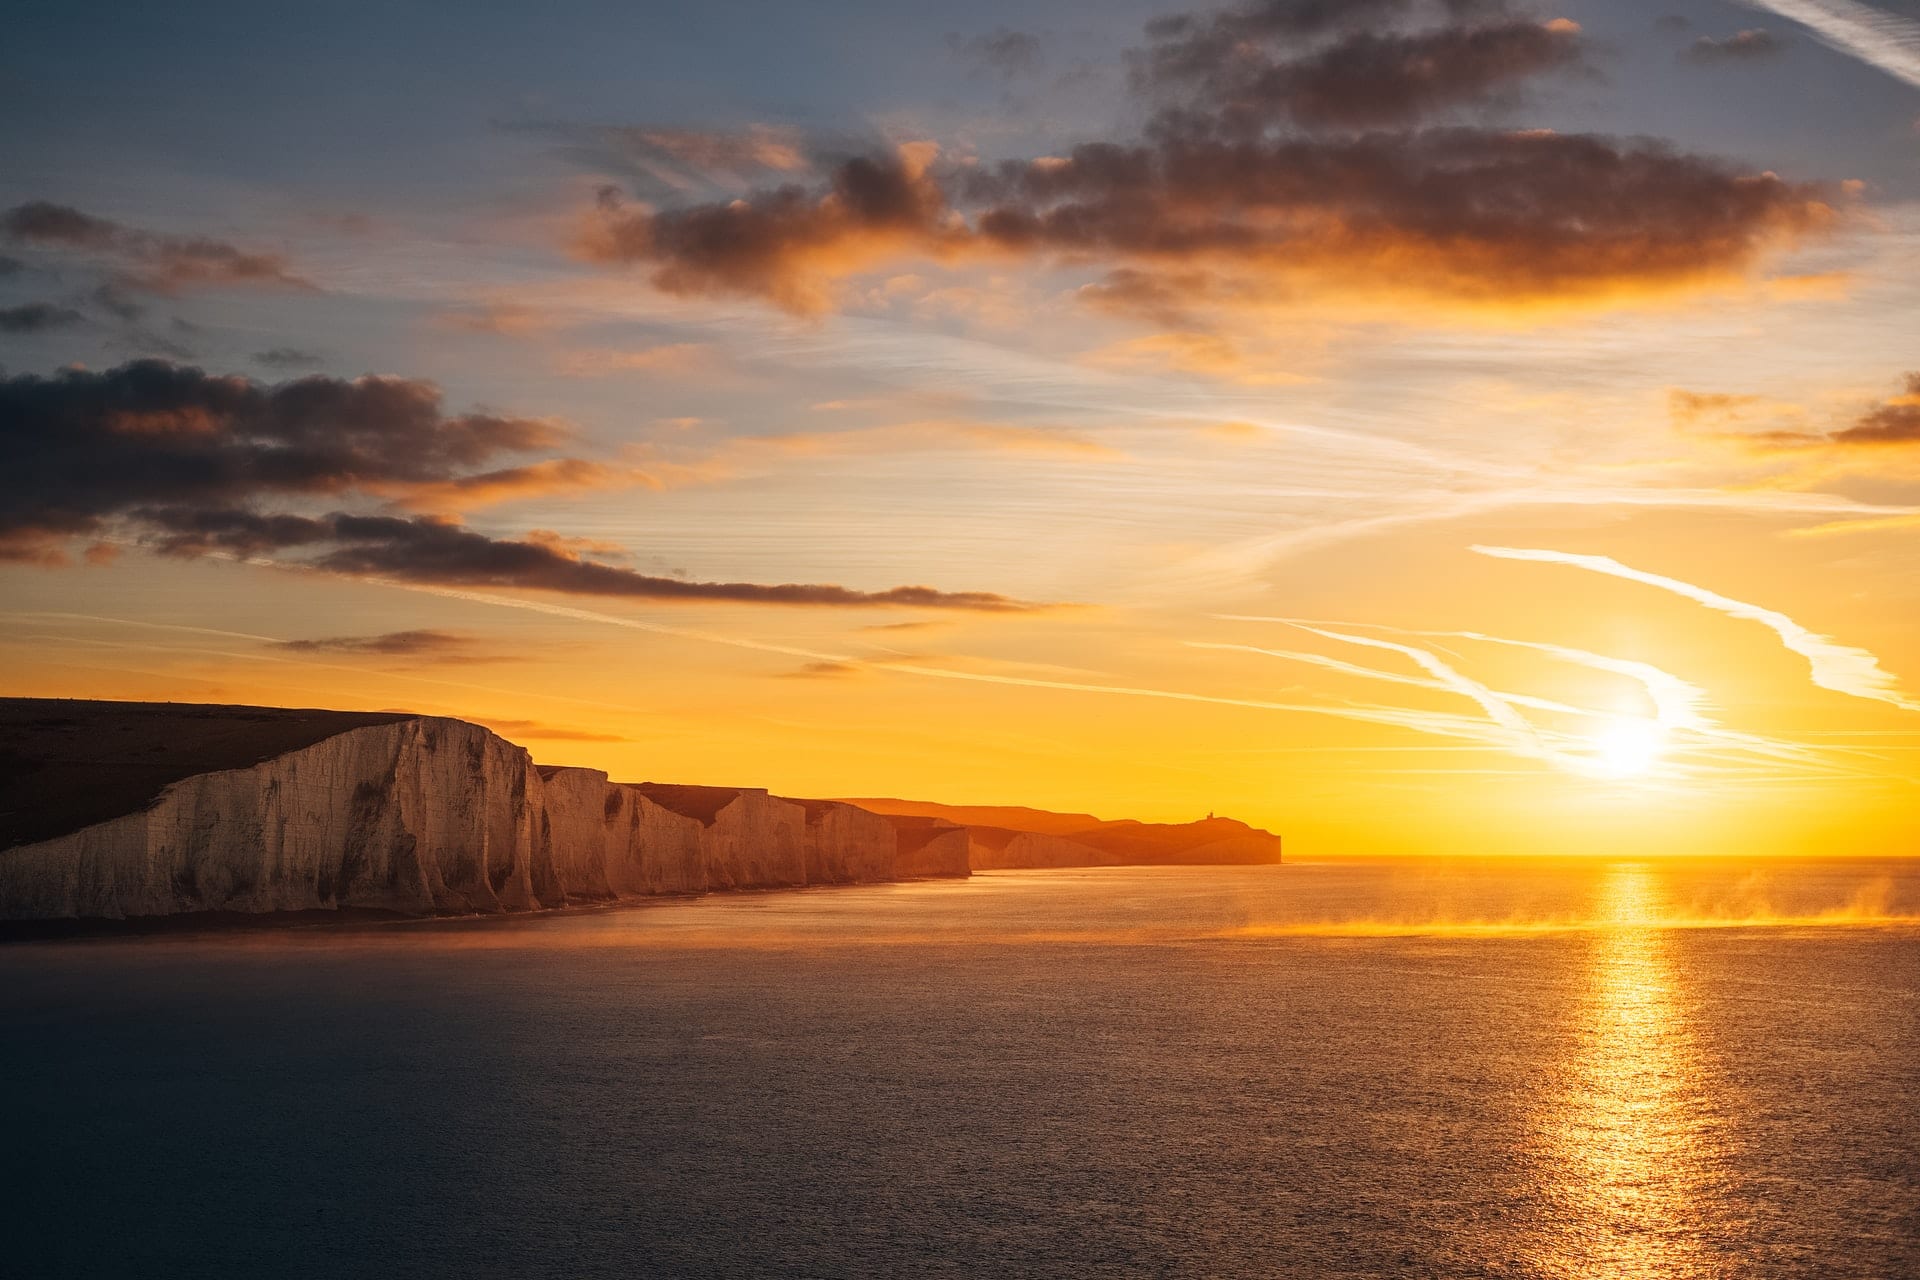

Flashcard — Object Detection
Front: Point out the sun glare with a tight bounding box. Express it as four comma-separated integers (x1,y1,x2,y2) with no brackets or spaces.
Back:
1591,719,1667,780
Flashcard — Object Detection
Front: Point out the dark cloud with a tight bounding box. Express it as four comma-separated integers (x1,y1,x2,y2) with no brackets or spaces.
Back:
779,660,864,678
967,128,1821,293
583,149,954,313
949,27,1045,79
578,1,1828,316
0,302,85,334
140,507,1031,609
1140,0,1511,78
0,359,558,559
0,360,561,554
1832,373,1920,446
88,284,147,322
274,629,472,656
0,360,1034,610
1147,19,1586,131
587,127,1827,315
0,254,22,276
1,201,314,293
1685,29,1783,63
1654,15,1692,34
253,347,324,370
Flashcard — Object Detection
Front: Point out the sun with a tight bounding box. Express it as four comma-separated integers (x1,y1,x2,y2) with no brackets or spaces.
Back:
1590,719,1668,780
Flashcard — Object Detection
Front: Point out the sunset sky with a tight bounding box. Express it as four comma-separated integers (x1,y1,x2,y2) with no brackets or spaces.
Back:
4,0,1920,856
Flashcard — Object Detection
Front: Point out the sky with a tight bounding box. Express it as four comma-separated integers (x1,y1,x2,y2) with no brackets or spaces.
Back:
4,0,1920,856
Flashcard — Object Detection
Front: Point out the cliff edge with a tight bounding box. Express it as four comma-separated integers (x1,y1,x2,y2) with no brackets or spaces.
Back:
0,698,1279,923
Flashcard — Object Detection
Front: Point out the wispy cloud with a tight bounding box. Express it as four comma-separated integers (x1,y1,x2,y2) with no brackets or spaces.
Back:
1737,0,1920,87
1473,545,1920,712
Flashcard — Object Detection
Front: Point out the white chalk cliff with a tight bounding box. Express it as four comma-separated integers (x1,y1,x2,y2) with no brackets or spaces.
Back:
0,699,1279,923
0,713,965,921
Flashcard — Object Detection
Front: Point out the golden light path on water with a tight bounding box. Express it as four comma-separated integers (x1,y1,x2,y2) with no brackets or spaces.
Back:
1532,864,1726,1278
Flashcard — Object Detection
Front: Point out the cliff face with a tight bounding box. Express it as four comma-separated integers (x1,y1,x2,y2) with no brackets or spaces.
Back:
792,800,898,884
888,817,973,879
0,699,1282,923
0,717,550,920
635,786,810,891
967,829,1118,871
0,709,975,921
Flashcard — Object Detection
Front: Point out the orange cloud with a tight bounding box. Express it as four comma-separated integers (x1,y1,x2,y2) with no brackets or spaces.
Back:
579,142,959,314
1673,372,1920,453
572,2,1838,323
389,458,668,513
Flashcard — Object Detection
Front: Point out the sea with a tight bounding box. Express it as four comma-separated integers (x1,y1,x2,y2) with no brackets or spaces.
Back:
2,859,1916,1279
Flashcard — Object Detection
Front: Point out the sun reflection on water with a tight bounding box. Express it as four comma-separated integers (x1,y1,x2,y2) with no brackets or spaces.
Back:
1532,864,1729,1278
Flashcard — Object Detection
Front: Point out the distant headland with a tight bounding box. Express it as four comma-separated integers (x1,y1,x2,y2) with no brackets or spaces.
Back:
0,698,1280,925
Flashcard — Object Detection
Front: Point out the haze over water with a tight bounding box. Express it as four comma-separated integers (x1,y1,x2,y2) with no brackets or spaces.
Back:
4,860,1916,1279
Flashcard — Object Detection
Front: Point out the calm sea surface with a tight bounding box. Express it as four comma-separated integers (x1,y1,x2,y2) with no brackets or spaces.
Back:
3,860,1916,1279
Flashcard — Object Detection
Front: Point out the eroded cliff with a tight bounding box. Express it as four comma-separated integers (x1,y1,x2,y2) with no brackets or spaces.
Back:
0,702,972,921
0,698,1281,923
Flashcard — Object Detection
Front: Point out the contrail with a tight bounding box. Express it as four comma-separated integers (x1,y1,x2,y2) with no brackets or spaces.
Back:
1222,619,1718,733
1738,0,1920,87
1266,622,1558,763
1474,546,1920,712
1187,640,1612,724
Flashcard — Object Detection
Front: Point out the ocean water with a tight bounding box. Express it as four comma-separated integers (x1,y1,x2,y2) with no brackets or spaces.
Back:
2,859,1916,1279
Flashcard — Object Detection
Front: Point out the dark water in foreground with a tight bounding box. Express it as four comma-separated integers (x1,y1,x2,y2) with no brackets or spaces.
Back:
3,860,1917,1279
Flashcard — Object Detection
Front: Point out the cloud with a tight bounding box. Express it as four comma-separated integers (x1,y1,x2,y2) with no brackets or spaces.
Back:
577,2,1831,318
1736,0,1920,88
779,660,864,678
144,508,1035,609
1139,0,1513,67
274,629,473,656
0,359,562,560
1141,17,1587,130
1473,545,1920,711
88,284,146,322
1,201,314,293
581,144,955,314
1674,371,1920,449
585,131,1829,317
392,458,668,511
1686,29,1785,61
478,718,630,743
519,123,810,195
253,347,324,370
949,28,1045,79
0,360,1031,610
1831,372,1920,445
0,302,85,333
